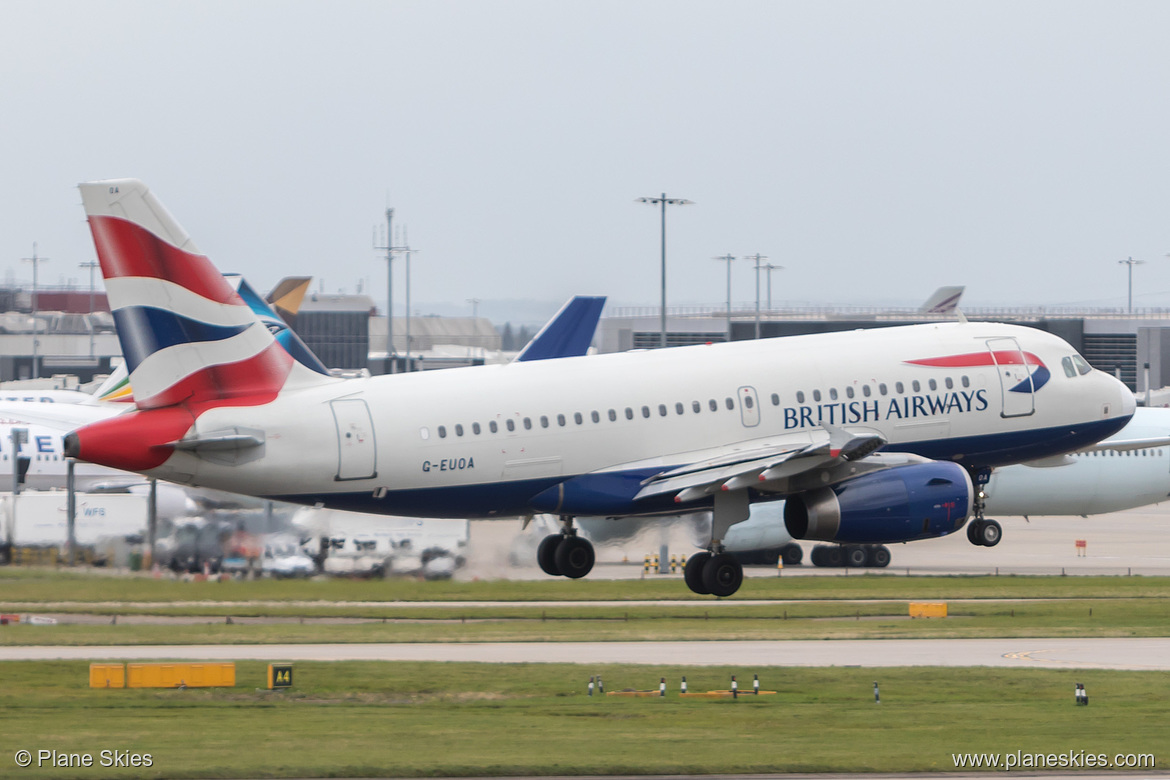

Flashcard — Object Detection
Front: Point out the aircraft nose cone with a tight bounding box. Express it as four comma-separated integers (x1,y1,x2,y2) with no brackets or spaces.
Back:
1120,381,1137,417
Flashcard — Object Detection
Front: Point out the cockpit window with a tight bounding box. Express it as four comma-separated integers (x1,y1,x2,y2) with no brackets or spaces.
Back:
1073,355,1092,375
1062,356,1077,378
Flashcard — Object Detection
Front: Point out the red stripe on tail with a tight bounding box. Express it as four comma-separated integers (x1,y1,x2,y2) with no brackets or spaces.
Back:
88,215,239,304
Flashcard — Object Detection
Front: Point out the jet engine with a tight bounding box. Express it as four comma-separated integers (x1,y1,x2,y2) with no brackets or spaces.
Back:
783,461,972,544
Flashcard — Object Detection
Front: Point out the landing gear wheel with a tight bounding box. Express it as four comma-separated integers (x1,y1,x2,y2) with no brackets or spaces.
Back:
967,519,983,546
977,519,1002,547
537,535,562,576
810,546,826,567
868,545,892,568
824,545,845,567
554,536,595,578
684,552,711,595
702,553,743,598
845,545,868,568
781,544,803,566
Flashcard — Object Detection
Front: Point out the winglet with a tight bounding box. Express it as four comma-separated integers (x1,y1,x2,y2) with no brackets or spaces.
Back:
513,296,606,362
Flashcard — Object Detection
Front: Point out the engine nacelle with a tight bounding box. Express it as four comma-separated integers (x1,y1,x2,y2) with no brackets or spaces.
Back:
784,462,973,544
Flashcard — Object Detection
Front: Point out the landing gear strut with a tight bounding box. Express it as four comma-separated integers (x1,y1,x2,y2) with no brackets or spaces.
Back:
965,477,1002,547
536,516,596,579
684,491,748,598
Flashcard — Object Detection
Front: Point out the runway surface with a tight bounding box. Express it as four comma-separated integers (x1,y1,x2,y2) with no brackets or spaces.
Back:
3,637,1168,669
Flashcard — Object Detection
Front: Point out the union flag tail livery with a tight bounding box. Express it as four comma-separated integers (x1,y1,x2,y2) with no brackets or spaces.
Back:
67,180,335,472
67,178,1136,597
80,180,315,409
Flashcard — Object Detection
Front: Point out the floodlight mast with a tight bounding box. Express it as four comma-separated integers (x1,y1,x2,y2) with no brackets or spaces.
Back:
713,254,736,338
744,253,768,339
1119,256,1144,314
637,194,693,349
21,244,48,378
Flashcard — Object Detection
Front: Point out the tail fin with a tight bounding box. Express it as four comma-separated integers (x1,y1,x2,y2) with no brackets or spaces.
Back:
918,286,965,315
265,276,313,324
224,274,330,375
79,179,323,410
513,296,606,362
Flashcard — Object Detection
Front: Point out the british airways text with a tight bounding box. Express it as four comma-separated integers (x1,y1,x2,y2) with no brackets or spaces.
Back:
783,389,989,429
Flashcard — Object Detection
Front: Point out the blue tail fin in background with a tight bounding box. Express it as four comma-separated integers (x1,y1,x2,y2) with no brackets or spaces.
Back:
514,296,606,362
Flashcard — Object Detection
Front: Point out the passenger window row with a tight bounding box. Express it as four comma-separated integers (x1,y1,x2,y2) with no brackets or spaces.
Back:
787,375,973,406
426,395,742,439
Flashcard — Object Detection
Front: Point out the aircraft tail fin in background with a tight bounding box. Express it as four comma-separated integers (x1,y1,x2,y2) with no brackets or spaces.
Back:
265,276,313,324
919,286,965,315
224,274,331,375
514,296,606,362
78,179,332,411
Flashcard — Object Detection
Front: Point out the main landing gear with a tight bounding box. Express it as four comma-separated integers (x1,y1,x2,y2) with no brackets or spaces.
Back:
537,516,595,579
965,480,1002,547
684,549,744,598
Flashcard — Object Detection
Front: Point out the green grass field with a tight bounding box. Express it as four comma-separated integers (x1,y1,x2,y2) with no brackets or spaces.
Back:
0,661,1164,778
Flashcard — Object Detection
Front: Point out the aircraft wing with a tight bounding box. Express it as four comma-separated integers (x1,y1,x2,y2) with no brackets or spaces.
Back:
632,425,890,504
1080,435,1170,453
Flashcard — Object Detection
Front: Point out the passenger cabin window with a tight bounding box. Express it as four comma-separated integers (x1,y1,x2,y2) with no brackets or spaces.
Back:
912,380,921,392
845,386,854,399
945,377,953,389
709,399,718,411
473,422,481,435
895,382,904,394
641,406,650,418
725,397,735,410
591,411,600,423
675,402,685,415
455,424,464,437
813,389,822,402
490,421,498,433
961,376,970,388
523,417,532,430
744,395,754,409
438,426,447,439
557,414,566,426
575,412,583,425
540,416,549,428
658,404,667,416
420,427,430,440
796,391,805,403
692,400,701,413
608,409,617,421
625,407,634,420
506,419,515,432
829,388,838,401
865,385,873,397
928,379,937,391
771,393,780,406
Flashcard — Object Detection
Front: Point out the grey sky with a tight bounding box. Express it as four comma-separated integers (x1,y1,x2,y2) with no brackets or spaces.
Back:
4,0,1170,321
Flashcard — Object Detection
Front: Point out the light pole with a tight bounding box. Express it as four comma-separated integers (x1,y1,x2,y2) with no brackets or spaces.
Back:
712,254,736,339
744,253,768,339
395,228,420,373
636,193,693,348
762,262,783,311
22,244,48,379
1119,256,1144,314
79,260,99,358
373,208,399,371
467,298,481,319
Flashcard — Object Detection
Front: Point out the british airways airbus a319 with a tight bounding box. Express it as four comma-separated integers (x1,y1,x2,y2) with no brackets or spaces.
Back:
64,179,1135,597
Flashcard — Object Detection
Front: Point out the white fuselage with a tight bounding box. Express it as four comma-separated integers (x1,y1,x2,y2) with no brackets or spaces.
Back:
132,321,1132,519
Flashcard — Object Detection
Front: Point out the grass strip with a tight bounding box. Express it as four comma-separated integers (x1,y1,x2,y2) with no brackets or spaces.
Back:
0,661,1166,778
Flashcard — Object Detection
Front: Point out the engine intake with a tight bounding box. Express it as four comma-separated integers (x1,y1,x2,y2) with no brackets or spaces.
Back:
784,461,972,544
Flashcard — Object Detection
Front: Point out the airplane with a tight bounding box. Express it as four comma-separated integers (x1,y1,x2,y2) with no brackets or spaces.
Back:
65,178,1135,597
